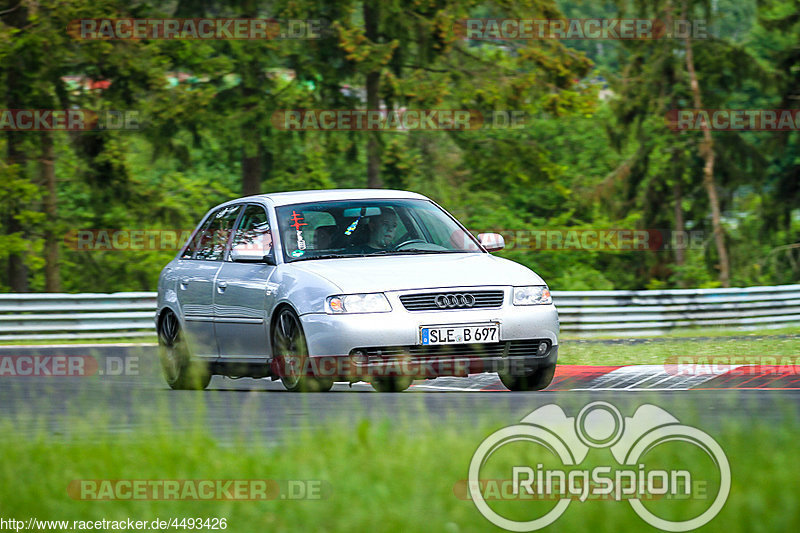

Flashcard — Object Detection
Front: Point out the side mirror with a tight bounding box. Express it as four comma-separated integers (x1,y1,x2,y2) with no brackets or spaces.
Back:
477,233,505,252
230,245,275,264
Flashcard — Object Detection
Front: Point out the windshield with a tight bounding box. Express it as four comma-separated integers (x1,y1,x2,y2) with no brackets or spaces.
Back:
275,199,483,262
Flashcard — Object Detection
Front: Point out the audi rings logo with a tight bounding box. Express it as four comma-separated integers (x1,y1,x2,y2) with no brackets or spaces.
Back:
435,293,476,309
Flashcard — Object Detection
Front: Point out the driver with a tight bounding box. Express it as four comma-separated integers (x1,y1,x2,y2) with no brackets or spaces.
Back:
365,209,399,250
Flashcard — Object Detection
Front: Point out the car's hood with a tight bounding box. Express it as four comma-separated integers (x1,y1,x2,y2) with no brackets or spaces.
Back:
289,253,544,293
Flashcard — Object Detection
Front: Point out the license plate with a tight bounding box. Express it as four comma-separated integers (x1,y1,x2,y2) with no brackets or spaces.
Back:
420,324,499,345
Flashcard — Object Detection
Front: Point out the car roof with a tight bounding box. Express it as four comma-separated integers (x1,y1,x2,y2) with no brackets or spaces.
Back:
240,189,430,207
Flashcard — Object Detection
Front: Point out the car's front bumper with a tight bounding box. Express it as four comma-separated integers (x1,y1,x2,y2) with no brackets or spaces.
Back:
273,346,559,381
296,288,558,379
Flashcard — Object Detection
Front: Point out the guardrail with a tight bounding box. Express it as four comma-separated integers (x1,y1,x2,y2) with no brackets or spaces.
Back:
0,292,157,341
1,285,799,341
554,284,800,337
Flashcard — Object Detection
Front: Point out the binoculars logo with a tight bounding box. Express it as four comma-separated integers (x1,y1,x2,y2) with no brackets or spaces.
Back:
468,401,730,531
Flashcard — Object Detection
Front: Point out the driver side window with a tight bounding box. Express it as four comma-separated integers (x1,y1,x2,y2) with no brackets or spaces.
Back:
183,205,242,261
229,204,272,260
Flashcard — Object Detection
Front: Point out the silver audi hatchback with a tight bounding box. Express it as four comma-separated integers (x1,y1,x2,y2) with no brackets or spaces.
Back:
156,189,559,392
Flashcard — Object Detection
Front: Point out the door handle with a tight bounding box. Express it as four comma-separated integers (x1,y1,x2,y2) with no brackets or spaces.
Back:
179,277,190,289
217,280,228,292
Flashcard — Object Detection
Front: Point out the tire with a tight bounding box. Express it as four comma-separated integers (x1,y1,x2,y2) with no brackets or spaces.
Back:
499,364,556,392
371,376,413,393
272,308,334,392
158,311,211,390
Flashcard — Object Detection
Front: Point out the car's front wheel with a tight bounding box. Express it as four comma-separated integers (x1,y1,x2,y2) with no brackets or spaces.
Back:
499,364,556,392
158,311,211,390
371,376,413,392
272,308,334,392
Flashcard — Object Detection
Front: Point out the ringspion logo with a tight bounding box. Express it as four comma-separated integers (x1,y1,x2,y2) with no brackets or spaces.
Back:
467,401,729,531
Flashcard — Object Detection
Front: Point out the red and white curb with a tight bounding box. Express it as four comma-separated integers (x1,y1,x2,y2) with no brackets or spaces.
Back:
408,364,800,392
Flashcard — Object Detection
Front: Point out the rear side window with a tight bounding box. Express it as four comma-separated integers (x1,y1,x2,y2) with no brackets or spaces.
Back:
190,205,243,261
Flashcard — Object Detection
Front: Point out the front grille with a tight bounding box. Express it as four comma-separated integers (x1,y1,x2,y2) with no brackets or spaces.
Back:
399,290,504,311
352,339,550,361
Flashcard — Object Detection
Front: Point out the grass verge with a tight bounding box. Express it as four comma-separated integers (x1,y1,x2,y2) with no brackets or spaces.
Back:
1,408,798,532
0,337,157,346
557,333,798,365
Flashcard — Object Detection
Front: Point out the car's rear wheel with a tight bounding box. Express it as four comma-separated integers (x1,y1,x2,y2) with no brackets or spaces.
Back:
371,376,413,393
272,308,334,392
158,311,211,390
499,364,556,392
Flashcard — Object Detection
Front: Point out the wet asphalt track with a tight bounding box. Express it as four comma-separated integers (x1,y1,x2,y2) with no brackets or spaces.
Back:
1,343,798,444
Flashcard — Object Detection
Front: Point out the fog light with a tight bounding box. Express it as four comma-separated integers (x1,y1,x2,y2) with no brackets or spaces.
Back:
351,350,367,365
537,342,549,356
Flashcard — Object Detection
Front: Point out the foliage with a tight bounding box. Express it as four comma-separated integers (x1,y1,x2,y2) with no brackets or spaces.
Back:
0,0,798,292
2,402,800,531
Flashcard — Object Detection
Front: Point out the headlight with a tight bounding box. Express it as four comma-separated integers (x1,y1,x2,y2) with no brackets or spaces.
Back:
326,293,392,314
513,286,552,305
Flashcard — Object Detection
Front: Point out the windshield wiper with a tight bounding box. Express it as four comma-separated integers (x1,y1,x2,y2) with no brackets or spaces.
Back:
365,249,468,256
291,253,361,261
291,250,471,261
